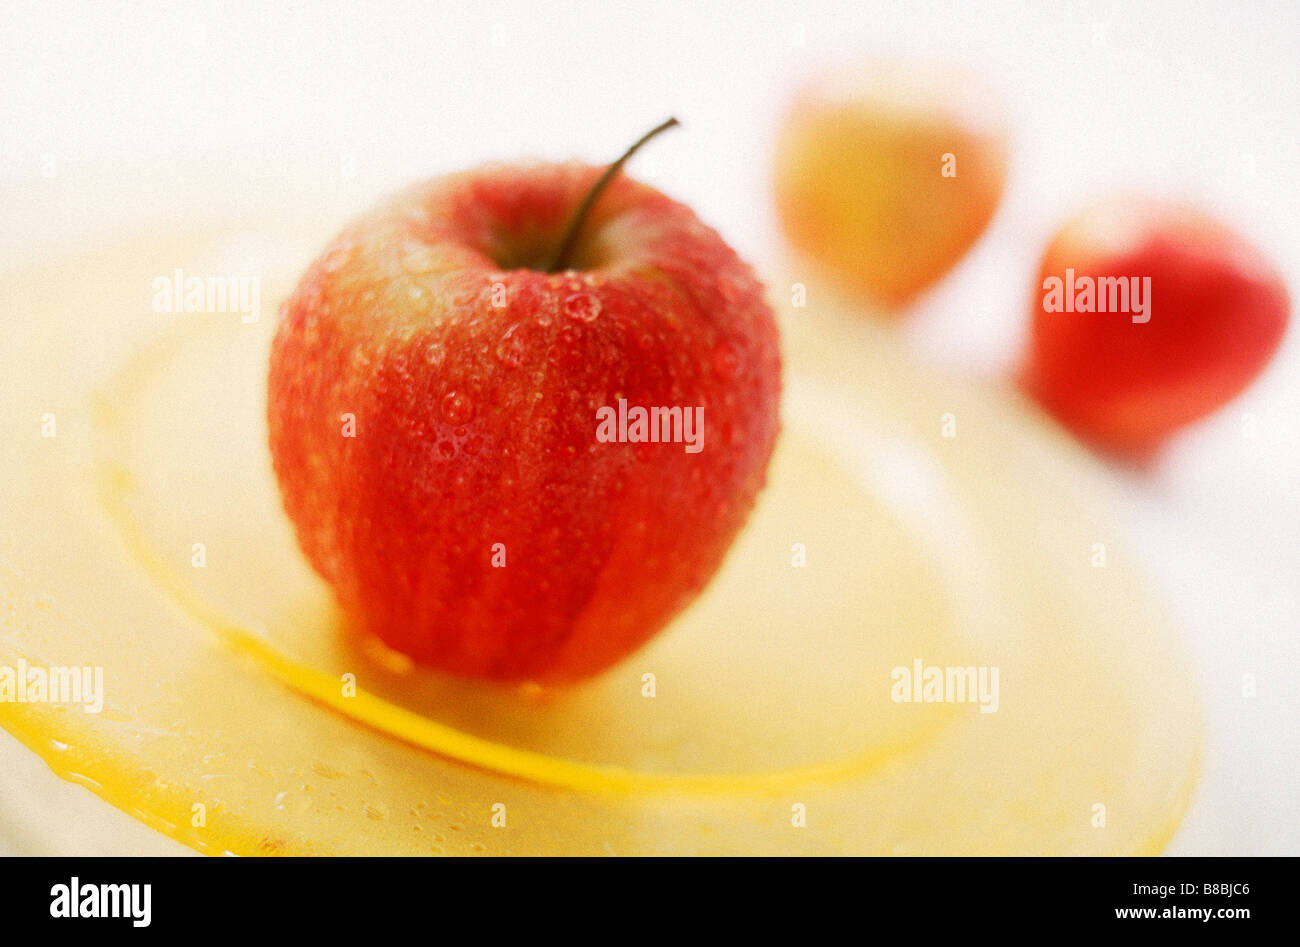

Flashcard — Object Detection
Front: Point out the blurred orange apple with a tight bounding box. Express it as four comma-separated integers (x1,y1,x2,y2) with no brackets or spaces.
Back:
773,61,1009,309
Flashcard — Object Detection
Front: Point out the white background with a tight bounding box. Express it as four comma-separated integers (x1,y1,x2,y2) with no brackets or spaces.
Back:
2,0,1297,854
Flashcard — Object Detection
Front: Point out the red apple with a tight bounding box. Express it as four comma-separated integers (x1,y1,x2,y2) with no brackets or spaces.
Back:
267,130,781,684
1022,197,1289,458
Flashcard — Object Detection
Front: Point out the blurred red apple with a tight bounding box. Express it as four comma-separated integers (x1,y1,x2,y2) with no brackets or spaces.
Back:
268,130,782,684
773,60,1009,309
1022,196,1289,459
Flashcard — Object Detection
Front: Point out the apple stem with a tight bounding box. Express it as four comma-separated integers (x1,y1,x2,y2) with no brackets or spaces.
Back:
548,117,680,273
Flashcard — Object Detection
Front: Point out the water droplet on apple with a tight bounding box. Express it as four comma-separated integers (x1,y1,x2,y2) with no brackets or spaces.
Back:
398,243,437,275
712,341,741,380
322,243,355,273
718,273,743,304
440,391,474,424
563,292,602,323
407,284,430,311
449,286,477,308
495,323,526,367
437,440,456,459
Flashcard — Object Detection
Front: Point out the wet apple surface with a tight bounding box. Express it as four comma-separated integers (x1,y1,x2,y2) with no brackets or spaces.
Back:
268,159,782,683
0,188,1200,855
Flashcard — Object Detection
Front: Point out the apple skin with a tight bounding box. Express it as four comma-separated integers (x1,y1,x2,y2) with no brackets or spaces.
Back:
773,62,1008,308
267,162,781,684
1022,197,1290,459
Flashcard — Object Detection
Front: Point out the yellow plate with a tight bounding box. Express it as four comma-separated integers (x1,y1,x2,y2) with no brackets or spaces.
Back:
0,179,1199,855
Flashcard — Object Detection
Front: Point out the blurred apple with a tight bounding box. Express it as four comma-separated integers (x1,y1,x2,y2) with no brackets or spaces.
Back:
1022,196,1290,460
773,60,1009,309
